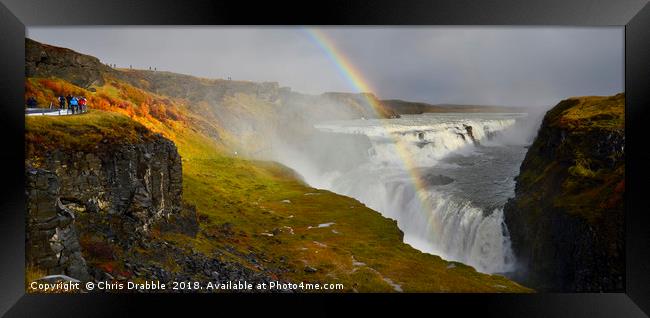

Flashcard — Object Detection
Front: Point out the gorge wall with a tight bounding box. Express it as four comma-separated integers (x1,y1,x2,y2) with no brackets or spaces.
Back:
26,111,283,289
504,93,625,292
26,126,184,280
28,133,183,232
26,167,90,280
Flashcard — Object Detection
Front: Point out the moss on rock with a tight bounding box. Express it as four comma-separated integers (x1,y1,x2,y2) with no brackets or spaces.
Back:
504,93,624,292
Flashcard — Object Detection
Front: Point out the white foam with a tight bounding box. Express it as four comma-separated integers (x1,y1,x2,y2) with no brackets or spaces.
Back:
278,113,526,274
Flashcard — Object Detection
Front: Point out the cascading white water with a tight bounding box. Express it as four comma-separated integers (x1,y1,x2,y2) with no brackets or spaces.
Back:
272,113,529,274
320,162,516,274
315,116,517,167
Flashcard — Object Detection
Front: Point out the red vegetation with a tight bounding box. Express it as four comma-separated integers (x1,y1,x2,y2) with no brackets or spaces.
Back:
79,235,116,262
26,77,189,125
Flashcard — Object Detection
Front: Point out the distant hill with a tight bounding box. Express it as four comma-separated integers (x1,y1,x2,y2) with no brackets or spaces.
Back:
381,99,527,114
26,37,529,160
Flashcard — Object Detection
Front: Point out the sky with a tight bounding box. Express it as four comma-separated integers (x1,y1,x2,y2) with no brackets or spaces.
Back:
27,26,623,108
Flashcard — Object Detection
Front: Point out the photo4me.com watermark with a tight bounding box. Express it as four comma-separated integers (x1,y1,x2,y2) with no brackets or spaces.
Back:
29,280,345,292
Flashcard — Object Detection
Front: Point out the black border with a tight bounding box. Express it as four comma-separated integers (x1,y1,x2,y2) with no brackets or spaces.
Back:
1,0,649,317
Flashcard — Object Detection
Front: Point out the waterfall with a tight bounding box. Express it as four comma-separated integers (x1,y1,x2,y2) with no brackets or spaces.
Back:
275,113,526,274
325,164,516,274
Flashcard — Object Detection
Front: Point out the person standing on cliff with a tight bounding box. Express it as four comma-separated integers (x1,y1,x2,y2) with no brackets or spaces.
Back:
79,97,87,112
58,95,65,110
65,94,72,110
26,96,37,108
70,96,78,114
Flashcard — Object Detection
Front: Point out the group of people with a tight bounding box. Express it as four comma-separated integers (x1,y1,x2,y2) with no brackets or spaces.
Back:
57,94,88,114
25,94,90,115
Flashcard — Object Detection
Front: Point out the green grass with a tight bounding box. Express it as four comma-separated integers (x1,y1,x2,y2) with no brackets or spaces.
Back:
567,155,596,178
25,79,532,293
166,116,531,292
176,154,530,292
547,93,624,131
514,93,624,230
26,110,156,157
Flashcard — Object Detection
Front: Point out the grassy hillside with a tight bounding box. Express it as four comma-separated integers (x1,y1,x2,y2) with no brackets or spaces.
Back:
24,38,532,292
25,110,156,154
26,110,530,292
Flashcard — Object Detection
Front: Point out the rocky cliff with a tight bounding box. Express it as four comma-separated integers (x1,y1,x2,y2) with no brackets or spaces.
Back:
26,167,91,280
25,112,277,288
25,38,117,89
26,112,183,279
26,112,183,230
504,93,625,292
35,138,182,232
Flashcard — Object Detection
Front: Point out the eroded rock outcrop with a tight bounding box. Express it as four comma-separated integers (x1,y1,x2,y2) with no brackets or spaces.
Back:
26,167,90,280
26,133,183,280
504,94,624,292
33,136,183,233
25,38,116,89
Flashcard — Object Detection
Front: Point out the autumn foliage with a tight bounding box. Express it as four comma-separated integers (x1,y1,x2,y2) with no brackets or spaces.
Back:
25,77,188,126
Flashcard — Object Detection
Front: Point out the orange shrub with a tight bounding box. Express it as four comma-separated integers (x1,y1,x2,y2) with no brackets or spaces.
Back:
88,96,112,111
40,79,63,93
25,81,51,106
26,76,191,127
118,82,149,106
149,103,168,121
165,105,183,121
136,102,150,118
38,78,85,97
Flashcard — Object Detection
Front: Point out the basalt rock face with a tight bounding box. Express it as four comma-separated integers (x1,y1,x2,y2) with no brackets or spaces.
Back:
26,133,183,280
26,167,91,281
25,38,116,89
31,135,183,233
504,94,624,292
25,114,280,288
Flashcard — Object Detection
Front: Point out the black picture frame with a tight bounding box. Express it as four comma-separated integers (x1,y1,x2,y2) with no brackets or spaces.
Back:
1,0,648,317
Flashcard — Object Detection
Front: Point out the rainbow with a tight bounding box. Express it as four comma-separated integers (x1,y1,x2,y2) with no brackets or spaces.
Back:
304,28,431,205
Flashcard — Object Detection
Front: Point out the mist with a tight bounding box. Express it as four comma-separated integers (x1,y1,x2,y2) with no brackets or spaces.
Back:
264,104,539,273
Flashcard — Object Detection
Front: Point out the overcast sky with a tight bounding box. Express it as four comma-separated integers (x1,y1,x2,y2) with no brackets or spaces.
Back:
27,27,623,107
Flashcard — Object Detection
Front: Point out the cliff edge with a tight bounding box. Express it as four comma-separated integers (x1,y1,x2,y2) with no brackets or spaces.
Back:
504,93,624,291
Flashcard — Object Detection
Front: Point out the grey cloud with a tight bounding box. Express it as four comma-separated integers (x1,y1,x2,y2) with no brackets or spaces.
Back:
27,26,623,108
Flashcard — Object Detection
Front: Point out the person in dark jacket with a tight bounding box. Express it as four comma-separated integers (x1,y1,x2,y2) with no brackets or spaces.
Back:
66,94,73,109
58,96,65,109
26,96,37,108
